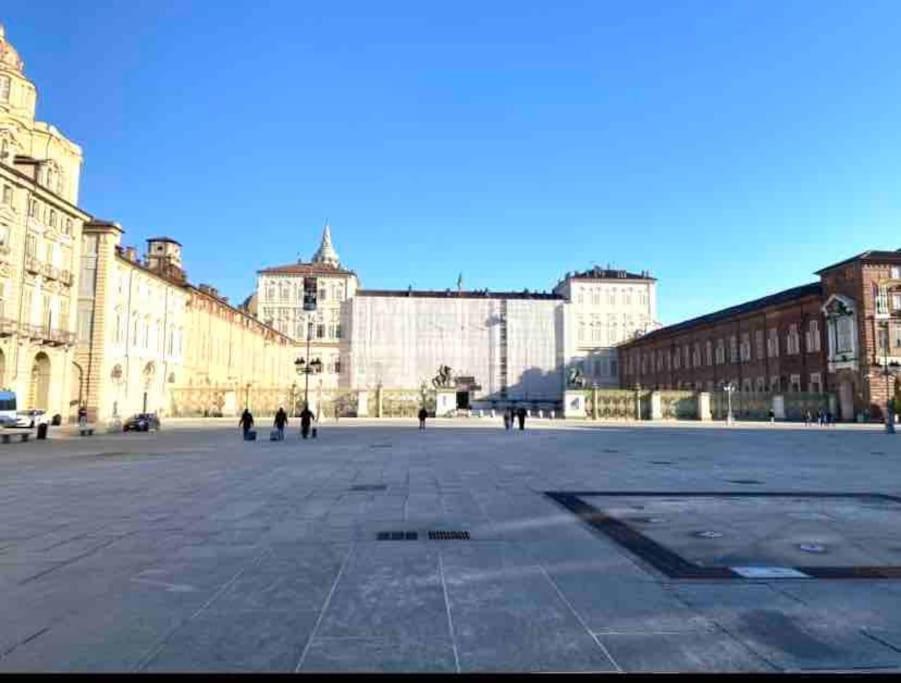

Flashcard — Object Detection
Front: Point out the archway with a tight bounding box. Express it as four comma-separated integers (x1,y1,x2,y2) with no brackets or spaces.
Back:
29,352,51,410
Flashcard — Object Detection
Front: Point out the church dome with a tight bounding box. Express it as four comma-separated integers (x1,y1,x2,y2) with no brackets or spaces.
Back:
0,25,25,74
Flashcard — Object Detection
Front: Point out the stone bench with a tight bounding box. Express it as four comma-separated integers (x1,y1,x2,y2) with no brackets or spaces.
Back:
1,431,30,444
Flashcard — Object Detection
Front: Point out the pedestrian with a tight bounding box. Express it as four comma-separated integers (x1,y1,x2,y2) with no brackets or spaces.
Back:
77,404,88,429
517,406,526,430
826,410,834,427
273,406,288,440
804,410,811,427
300,404,314,439
503,408,511,430
768,408,775,424
418,406,428,430
817,409,824,426
239,408,254,438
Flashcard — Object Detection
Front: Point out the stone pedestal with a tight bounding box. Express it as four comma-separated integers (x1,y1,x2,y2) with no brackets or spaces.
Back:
564,391,586,419
435,389,457,417
772,395,786,420
376,385,383,418
591,387,599,419
650,391,662,420
356,390,369,417
698,392,712,421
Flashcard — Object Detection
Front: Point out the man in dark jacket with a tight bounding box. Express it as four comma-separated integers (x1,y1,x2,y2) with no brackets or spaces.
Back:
300,404,314,439
418,407,428,429
516,407,526,430
273,407,288,440
239,408,254,438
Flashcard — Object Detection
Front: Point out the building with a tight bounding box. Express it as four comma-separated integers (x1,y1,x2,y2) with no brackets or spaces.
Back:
254,228,657,409
0,24,88,417
76,222,296,423
618,250,901,421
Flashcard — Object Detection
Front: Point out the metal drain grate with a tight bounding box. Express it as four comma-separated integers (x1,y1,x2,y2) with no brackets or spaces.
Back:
350,484,387,491
428,530,470,541
376,531,418,541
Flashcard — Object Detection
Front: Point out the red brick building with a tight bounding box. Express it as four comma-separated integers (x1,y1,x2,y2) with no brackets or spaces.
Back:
619,250,901,421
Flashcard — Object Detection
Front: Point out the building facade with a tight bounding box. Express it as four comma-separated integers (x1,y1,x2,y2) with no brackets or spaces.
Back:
254,230,657,409
618,250,901,421
0,24,87,418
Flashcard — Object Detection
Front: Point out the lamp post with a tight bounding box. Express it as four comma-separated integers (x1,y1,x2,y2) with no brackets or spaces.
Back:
880,320,895,434
722,381,736,426
294,352,322,411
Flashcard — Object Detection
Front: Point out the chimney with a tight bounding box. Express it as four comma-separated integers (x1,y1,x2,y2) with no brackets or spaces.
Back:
125,246,137,262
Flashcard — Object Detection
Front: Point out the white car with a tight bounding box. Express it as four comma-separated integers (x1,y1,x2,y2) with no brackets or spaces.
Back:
14,410,49,429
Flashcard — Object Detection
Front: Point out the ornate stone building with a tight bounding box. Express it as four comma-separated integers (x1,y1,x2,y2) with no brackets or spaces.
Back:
254,229,657,410
618,250,901,421
0,24,87,417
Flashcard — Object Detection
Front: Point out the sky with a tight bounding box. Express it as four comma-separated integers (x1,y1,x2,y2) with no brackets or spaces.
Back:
4,1,901,324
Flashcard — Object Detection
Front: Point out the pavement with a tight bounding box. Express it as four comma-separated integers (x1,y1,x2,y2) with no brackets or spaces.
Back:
1,419,900,672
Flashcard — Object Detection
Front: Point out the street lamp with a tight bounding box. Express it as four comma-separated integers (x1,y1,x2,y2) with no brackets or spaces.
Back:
721,381,736,426
879,320,895,434
295,355,323,411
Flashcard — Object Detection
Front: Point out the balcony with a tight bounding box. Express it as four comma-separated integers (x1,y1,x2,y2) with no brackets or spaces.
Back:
25,256,40,274
0,317,17,336
42,263,59,281
60,269,73,285
19,323,75,347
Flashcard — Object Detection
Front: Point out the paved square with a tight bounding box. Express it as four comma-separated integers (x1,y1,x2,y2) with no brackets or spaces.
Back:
1,419,901,672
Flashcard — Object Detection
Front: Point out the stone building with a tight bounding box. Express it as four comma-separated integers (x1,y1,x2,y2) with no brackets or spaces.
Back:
618,250,901,421
254,229,657,410
0,24,87,417
76,222,296,423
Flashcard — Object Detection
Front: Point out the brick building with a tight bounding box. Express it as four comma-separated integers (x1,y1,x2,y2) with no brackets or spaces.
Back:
619,250,901,421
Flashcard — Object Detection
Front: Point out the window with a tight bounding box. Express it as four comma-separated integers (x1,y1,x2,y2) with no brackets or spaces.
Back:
836,317,854,354
892,266,901,280
673,348,681,369
610,359,618,377
49,209,57,228
770,375,780,392
715,340,725,365
806,319,821,353
740,334,751,361
65,218,72,235
742,378,753,393
334,358,342,374
0,75,9,103
607,289,615,305
810,372,822,394
335,323,343,339
692,343,701,367
786,324,800,355
790,374,801,393
893,294,901,311
623,289,632,305
705,340,713,366
729,336,738,363
767,328,779,357
875,285,889,316
754,330,764,358
756,377,766,393
28,197,37,217
316,324,325,339
1,184,10,205
591,289,600,306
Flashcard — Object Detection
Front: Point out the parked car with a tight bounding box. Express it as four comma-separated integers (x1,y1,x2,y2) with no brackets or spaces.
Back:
14,409,49,429
0,390,18,427
123,413,161,432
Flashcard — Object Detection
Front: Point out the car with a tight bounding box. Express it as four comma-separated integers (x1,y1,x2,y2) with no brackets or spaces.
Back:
123,413,161,432
13,409,49,429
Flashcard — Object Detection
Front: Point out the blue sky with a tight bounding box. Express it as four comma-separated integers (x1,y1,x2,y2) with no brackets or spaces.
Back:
4,1,900,323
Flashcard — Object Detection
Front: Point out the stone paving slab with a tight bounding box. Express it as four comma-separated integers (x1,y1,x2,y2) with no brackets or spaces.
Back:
1,423,901,672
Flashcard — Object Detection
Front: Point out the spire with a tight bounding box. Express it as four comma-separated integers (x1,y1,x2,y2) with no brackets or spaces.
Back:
311,221,340,267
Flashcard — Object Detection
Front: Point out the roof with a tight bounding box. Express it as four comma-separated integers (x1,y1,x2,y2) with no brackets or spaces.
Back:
563,266,656,283
622,281,823,346
358,289,562,301
258,262,356,276
146,236,182,246
815,250,901,275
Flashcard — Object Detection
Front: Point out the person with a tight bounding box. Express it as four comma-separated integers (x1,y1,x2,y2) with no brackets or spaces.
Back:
826,410,834,427
239,408,254,438
273,407,288,440
77,405,88,429
300,404,314,439
418,407,428,430
817,408,824,426
503,408,511,430
804,410,811,427
517,406,526,430
768,408,775,424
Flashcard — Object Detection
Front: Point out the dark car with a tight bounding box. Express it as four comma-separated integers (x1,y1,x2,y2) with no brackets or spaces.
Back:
123,413,161,432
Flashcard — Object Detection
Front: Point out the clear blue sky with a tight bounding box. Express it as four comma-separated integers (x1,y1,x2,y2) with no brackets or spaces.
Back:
5,1,900,324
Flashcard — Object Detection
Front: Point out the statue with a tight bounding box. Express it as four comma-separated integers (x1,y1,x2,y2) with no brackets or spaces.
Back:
432,365,453,388
567,366,587,389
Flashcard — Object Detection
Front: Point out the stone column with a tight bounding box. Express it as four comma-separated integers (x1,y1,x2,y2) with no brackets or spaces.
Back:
698,392,712,421
634,390,642,420
650,391,662,420
376,385,383,418
592,386,599,420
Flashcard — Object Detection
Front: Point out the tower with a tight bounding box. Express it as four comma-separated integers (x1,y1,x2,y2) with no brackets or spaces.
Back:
311,223,340,268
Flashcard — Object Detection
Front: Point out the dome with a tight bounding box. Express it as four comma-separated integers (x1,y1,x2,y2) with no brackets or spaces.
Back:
0,25,25,75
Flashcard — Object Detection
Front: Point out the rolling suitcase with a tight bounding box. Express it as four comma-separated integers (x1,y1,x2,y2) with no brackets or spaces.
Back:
244,430,257,441
269,429,283,441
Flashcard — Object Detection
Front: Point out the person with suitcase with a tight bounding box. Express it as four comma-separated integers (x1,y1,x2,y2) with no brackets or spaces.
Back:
272,407,288,440
239,408,255,440
418,407,428,430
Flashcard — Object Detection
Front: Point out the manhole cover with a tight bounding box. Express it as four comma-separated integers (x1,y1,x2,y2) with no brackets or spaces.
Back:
376,531,418,541
727,479,763,485
428,530,470,540
694,530,724,539
799,543,827,554
350,484,387,491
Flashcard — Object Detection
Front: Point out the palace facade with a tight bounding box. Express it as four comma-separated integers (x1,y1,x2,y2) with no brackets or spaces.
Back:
619,251,901,421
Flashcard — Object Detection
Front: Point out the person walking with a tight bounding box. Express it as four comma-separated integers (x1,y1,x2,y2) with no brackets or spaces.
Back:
816,409,824,427
418,406,428,430
804,410,811,427
239,408,254,438
503,408,511,430
768,408,775,424
273,407,288,440
77,405,88,429
517,406,526,430
300,404,314,439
